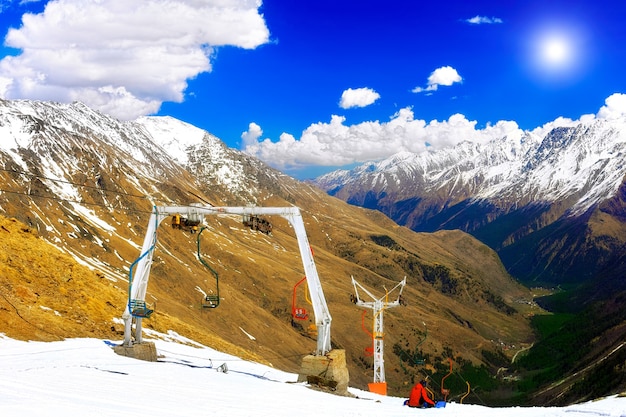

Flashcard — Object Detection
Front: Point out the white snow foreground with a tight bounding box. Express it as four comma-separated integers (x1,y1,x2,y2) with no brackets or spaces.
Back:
1,332,625,417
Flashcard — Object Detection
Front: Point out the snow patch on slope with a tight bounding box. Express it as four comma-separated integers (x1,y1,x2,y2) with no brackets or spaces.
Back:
1,334,626,417
135,116,206,165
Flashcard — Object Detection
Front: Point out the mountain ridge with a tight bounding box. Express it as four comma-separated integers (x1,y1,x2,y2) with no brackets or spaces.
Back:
317,118,626,212
313,117,626,288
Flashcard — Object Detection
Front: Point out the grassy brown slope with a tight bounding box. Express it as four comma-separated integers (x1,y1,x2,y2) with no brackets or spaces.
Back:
0,177,539,398
0,214,270,364
0,216,123,341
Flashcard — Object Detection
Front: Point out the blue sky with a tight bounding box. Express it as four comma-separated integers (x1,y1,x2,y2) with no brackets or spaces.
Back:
0,1,625,179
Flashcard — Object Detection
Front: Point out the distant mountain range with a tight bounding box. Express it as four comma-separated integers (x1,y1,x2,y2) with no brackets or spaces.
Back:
314,117,626,309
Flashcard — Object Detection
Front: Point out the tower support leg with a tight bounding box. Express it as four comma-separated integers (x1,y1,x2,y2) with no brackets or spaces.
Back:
298,349,350,395
113,341,157,362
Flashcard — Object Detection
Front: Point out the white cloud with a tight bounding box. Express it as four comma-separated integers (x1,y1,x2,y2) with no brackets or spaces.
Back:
243,108,523,169
412,66,462,93
597,93,626,120
339,87,380,109
465,16,503,25
244,93,626,173
0,0,269,120
241,122,263,148
525,94,626,139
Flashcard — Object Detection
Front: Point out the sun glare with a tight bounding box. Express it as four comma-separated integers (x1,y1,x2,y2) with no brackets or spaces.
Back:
541,36,570,66
524,20,589,86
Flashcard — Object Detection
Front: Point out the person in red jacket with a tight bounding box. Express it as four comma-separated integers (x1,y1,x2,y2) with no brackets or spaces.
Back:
405,379,435,408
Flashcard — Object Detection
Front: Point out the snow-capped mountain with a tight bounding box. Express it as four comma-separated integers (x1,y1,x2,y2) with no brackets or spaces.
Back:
314,117,626,302
317,118,626,216
0,98,286,207
135,114,289,203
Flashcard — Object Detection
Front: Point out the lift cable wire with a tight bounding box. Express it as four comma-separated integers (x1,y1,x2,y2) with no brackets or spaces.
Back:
0,168,225,218
0,167,149,199
0,186,156,215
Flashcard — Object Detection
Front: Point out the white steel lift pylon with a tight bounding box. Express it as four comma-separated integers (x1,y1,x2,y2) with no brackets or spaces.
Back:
120,204,332,356
115,204,351,394
351,276,406,396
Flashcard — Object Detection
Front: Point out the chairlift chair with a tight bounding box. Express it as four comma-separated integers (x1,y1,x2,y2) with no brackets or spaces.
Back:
291,276,309,320
361,309,374,356
197,226,220,309
129,299,153,318
202,293,220,309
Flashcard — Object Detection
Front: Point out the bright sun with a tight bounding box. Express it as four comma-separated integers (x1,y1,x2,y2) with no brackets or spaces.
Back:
525,21,589,85
540,35,571,67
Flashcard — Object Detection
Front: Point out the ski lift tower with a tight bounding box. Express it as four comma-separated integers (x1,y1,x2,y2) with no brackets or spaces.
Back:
116,204,351,395
351,276,406,396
